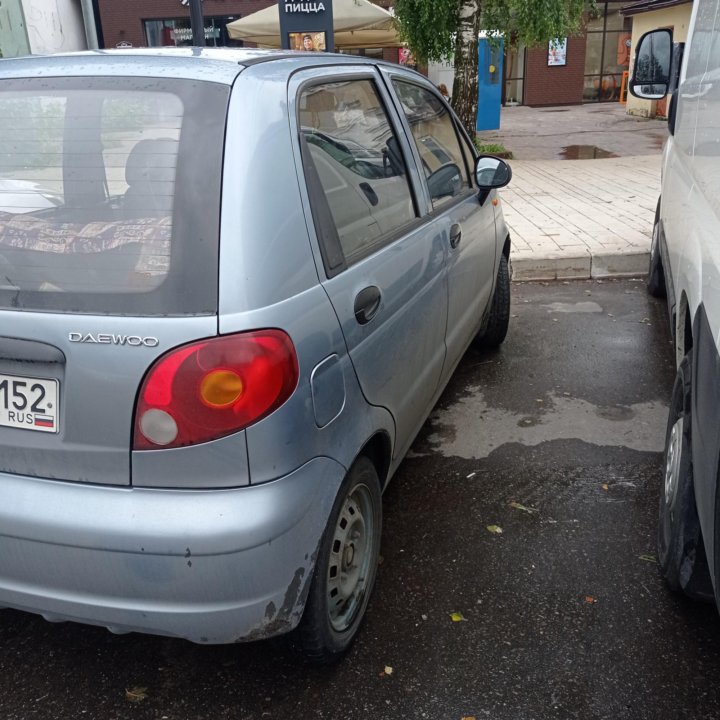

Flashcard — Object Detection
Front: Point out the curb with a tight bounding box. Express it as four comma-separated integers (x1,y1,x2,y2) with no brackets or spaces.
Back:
510,251,649,282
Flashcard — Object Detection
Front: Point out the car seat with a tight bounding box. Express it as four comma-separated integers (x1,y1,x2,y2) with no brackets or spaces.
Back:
124,138,178,216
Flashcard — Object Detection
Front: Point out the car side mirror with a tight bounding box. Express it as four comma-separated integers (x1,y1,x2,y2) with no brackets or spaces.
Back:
475,155,511,189
427,163,463,200
630,28,673,99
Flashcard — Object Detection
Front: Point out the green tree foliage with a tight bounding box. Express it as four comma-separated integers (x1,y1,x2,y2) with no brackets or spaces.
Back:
394,0,594,135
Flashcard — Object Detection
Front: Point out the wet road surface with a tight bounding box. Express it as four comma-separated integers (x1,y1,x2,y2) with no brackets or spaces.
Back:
2,279,720,720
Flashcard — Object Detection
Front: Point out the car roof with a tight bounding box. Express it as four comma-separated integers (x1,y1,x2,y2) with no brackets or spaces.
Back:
0,47,392,84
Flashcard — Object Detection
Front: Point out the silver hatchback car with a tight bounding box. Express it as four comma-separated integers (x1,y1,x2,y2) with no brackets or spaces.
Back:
0,48,511,661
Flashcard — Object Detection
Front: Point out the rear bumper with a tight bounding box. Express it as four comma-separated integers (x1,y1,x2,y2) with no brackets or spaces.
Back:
0,457,345,643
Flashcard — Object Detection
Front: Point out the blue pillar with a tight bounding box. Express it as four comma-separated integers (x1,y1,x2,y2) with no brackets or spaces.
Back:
477,38,503,132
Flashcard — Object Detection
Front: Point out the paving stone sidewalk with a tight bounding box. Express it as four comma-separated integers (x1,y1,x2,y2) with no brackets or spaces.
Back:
501,154,661,281
479,104,666,281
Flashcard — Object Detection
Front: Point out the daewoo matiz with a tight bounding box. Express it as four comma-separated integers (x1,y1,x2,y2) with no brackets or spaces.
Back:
0,48,511,662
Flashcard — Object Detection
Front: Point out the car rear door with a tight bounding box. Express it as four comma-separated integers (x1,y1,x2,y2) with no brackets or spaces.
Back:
289,66,449,459
382,71,498,379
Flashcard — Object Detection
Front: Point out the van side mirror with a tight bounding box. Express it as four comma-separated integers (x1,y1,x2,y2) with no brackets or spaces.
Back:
630,28,673,99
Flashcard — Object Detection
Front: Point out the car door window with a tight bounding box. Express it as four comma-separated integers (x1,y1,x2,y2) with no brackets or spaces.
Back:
299,79,416,267
392,80,471,210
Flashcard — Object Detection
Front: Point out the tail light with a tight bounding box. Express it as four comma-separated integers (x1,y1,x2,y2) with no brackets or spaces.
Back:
133,330,299,450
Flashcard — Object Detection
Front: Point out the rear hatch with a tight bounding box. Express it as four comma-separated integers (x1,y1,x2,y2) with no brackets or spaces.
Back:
0,75,230,485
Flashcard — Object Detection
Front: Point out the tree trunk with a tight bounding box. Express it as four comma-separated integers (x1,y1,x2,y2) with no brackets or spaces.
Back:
451,0,481,139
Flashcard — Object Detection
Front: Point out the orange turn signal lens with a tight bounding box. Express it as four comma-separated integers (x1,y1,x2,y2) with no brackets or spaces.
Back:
199,370,244,408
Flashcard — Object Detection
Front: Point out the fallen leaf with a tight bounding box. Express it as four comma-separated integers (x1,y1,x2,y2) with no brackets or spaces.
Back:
601,483,609,491
125,687,148,703
461,716,477,720
638,554,655,563
486,524,503,534
510,501,538,514
384,666,393,675
584,596,597,604
450,612,467,622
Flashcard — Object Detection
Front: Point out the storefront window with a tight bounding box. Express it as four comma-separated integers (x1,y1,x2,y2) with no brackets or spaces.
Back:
144,17,243,48
582,2,631,102
504,45,526,105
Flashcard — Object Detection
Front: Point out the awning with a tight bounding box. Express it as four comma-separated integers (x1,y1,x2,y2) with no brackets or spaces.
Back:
226,0,401,49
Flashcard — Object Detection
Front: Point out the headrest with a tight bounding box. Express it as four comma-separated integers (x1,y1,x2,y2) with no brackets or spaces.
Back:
303,89,337,114
125,138,178,186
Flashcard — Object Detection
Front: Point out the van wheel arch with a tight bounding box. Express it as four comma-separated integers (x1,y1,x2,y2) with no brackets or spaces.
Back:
675,293,693,367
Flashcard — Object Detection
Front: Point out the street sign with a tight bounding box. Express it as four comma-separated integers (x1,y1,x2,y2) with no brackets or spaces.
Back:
278,1,334,52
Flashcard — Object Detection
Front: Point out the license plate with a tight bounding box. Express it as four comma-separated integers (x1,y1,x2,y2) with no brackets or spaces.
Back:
0,374,59,433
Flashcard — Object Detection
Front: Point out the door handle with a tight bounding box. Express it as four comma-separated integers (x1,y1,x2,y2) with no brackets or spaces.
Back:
359,182,379,206
449,223,462,249
354,285,382,325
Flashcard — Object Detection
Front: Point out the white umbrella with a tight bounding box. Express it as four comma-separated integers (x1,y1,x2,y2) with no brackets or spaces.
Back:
226,0,401,49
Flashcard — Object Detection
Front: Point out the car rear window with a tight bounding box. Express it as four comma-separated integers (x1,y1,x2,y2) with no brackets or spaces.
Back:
0,77,229,315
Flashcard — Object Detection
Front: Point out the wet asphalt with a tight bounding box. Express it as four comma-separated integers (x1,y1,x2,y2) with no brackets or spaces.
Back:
2,279,720,720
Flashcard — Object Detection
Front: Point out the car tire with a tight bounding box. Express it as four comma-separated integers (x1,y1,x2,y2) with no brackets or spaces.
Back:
657,351,714,602
648,201,667,299
477,254,510,348
289,456,382,663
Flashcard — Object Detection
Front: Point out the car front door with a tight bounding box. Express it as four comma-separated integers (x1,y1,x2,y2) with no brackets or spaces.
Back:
383,73,498,381
290,67,449,460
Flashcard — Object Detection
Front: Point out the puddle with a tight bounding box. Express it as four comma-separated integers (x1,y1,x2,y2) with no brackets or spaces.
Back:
560,145,619,160
416,389,667,459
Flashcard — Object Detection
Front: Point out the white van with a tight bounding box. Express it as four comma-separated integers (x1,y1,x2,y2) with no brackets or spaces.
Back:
631,0,720,604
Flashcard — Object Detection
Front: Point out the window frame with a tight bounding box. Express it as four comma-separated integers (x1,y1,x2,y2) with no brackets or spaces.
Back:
383,72,479,218
294,71,426,278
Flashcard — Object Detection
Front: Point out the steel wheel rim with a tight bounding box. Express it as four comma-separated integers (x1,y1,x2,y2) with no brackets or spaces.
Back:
327,482,375,632
664,416,683,508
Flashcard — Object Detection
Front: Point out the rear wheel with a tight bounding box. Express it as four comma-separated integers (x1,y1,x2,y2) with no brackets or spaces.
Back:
657,351,714,601
290,456,382,663
477,254,510,348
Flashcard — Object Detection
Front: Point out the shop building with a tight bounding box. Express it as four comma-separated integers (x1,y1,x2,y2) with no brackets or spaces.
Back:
95,0,401,60
96,0,267,49
503,1,636,106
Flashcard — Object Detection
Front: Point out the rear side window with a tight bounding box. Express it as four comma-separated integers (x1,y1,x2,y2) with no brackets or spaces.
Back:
392,80,471,210
0,77,229,315
299,79,417,267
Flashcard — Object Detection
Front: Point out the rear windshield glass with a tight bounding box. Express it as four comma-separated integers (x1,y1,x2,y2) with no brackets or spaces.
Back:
0,77,229,315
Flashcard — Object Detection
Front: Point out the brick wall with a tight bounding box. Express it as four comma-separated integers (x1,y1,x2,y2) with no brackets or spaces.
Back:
523,35,587,107
97,0,274,48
